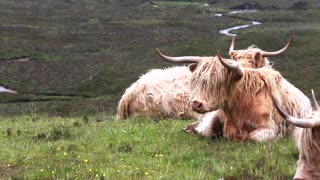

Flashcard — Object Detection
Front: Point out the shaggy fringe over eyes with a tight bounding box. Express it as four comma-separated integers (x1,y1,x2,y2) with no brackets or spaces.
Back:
190,56,269,105
190,57,228,103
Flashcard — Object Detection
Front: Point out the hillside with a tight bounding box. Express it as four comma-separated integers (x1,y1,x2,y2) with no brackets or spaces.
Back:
0,0,319,116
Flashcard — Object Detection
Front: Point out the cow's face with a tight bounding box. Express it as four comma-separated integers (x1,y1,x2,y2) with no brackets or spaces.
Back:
188,57,228,113
188,55,244,114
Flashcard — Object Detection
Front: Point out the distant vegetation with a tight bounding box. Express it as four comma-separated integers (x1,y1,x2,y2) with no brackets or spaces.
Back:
0,0,319,116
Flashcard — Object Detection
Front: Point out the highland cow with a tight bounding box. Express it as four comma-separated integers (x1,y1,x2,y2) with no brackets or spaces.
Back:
273,89,320,179
185,54,311,141
116,66,199,119
156,36,296,139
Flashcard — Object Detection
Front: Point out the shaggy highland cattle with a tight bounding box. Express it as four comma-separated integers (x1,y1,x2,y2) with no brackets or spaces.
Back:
116,66,199,119
117,36,294,123
273,90,320,179
184,54,311,141
186,36,294,136
156,36,297,139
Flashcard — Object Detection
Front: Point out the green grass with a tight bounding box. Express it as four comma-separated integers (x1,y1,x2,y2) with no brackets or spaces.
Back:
1,115,298,179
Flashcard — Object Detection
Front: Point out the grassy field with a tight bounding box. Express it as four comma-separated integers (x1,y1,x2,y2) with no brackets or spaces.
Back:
1,0,320,179
1,114,298,179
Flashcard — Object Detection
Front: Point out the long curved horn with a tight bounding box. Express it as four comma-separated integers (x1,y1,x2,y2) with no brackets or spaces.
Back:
217,52,243,79
156,48,202,63
217,53,243,78
272,95,320,128
217,53,239,71
311,89,320,111
229,36,235,54
261,36,295,57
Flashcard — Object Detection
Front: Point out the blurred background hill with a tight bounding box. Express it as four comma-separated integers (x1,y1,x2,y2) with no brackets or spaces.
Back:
0,0,319,116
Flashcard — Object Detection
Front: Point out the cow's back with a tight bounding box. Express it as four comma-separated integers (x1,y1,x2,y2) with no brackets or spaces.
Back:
116,66,199,119
265,69,312,136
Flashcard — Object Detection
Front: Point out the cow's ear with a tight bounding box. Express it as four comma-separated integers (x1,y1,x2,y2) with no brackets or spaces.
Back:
254,52,262,62
188,63,197,72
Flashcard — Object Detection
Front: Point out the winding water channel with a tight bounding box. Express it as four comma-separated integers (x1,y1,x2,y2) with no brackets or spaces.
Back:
216,10,262,36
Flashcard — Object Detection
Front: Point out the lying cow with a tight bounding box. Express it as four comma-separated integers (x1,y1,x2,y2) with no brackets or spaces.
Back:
187,54,311,141
116,66,199,119
157,36,297,139
162,52,311,141
187,36,294,136
117,36,294,122
273,89,320,179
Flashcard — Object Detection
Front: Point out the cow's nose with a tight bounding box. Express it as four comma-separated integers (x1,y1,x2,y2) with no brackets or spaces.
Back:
191,100,203,111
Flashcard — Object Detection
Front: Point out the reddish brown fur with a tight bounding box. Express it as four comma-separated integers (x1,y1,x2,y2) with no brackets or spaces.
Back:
189,56,311,141
185,47,273,136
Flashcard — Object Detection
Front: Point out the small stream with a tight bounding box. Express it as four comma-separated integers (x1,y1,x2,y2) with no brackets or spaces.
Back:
219,21,261,36
0,85,17,94
215,10,262,36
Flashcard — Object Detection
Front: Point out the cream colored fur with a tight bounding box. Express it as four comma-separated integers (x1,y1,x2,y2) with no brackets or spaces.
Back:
116,66,199,119
291,112,320,179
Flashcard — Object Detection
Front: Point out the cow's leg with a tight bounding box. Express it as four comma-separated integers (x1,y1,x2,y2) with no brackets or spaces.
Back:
183,121,199,134
195,113,223,138
183,111,224,138
223,121,248,142
183,112,213,134
248,126,278,142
